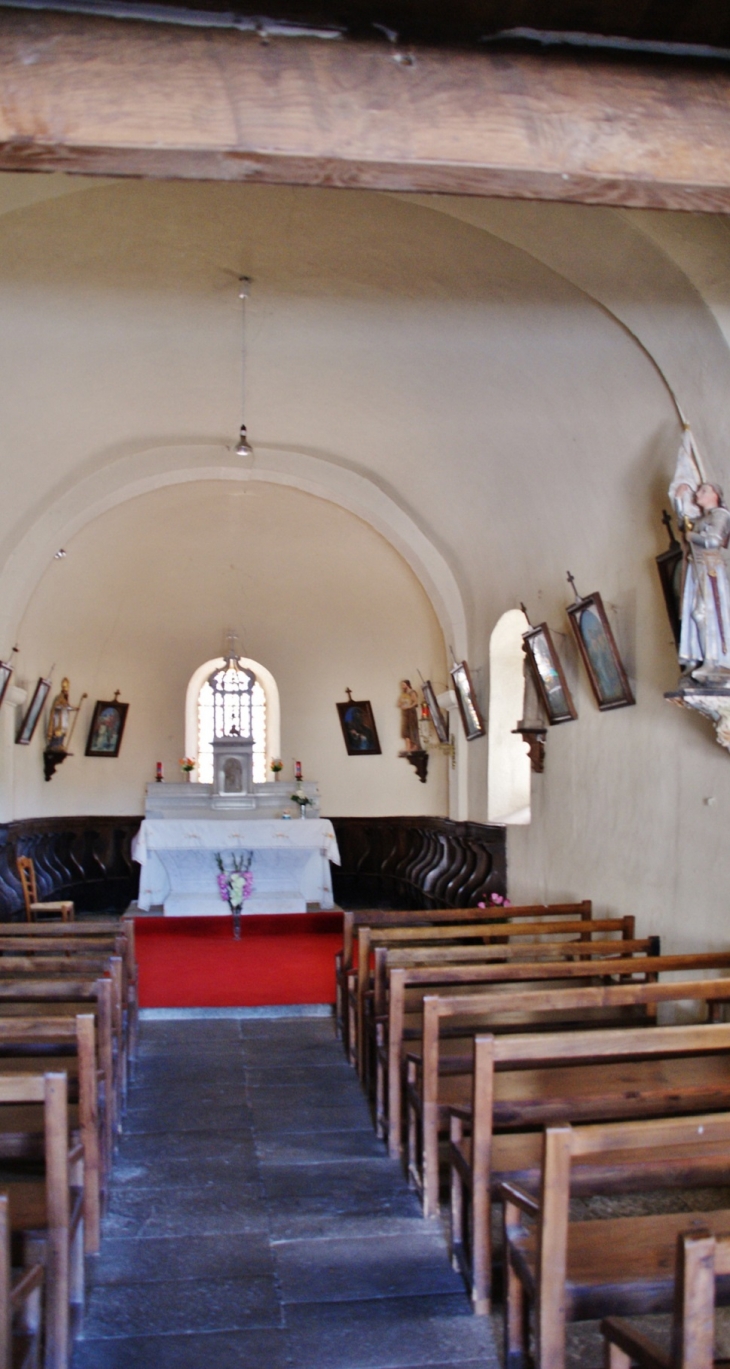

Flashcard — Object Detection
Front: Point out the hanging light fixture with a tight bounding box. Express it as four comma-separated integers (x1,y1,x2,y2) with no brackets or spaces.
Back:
235,276,253,458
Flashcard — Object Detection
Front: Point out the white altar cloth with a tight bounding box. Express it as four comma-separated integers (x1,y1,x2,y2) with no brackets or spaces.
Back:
132,818,340,916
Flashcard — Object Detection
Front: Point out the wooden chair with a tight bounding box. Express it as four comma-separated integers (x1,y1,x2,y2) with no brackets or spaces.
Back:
501,1111,730,1369
16,861,74,925
602,1228,730,1369
0,1189,44,1369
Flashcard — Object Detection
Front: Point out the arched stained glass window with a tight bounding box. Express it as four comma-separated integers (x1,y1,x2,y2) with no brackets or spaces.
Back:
197,669,267,784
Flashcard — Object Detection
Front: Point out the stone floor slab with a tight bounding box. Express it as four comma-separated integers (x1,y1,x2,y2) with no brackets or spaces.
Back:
275,1231,465,1303
75,1017,499,1369
284,1294,499,1369
103,1183,268,1238
118,1131,256,1164
257,1127,384,1165
73,1328,290,1369
123,1103,254,1135
111,1150,257,1189
82,1275,280,1338
90,1233,275,1286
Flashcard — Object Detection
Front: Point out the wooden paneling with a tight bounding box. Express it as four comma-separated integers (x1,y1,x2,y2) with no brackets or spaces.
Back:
1,12,730,210
0,817,141,919
329,816,507,909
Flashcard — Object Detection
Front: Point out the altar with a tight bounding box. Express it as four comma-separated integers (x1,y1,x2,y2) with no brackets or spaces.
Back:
132,783,340,915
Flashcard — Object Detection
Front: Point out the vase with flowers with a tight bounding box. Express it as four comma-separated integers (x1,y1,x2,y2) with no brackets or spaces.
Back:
291,789,311,820
215,851,254,938
180,757,195,782
270,758,283,781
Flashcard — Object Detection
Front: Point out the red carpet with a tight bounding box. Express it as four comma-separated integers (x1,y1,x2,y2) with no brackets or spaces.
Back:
135,913,343,1008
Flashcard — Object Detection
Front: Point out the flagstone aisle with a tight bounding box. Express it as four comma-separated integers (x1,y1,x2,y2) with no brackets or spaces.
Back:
72,1015,500,1369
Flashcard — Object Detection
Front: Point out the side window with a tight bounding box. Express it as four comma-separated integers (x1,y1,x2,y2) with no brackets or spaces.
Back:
487,608,532,824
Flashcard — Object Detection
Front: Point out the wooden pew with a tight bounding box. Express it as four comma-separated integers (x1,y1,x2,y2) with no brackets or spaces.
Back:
0,1017,101,1256
0,954,132,1112
0,1188,44,1369
0,1071,81,1369
336,902,593,1054
384,945,672,1164
368,931,656,1118
0,979,116,1169
448,1021,730,1313
502,1110,730,1369
403,960,730,1215
602,1229,730,1369
353,914,632,1077
0,918,138,1068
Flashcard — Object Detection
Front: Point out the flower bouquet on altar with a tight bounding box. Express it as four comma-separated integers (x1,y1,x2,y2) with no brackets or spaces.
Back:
215,851,254,939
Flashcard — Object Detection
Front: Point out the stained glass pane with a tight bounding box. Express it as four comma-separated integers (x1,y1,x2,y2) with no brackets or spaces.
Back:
196,670,267,784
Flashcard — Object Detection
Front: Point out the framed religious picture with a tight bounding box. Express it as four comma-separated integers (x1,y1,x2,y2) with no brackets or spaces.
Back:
655,509,683,649
522,623,577,725
566,589,635,711
85,697,129,758
450,660,485,741
16,677,51,745
0,660,12,710
337,696,381,756
422,678,449,745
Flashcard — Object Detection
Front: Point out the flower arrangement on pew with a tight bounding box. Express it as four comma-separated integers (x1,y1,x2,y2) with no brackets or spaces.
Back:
477,893,511,908
215,851,254,939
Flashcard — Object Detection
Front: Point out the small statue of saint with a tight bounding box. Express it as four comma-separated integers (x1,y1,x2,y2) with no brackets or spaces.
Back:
397,680,421,753
670,429,730,685
46,678,77,754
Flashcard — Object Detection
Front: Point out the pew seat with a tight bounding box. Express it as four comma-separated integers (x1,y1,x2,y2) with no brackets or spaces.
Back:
602,1229,730,1369
502,1110,730,1369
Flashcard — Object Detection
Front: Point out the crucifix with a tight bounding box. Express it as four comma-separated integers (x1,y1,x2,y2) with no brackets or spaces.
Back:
566,570,582,604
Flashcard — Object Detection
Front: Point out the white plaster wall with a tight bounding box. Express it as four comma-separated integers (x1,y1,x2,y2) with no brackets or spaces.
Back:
0,176,729,949
10,482,449,818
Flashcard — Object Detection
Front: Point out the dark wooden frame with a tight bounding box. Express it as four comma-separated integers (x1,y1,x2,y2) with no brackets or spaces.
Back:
0,662,11,711
336,699,381,756
522,623,577,725
450,661,485,741
16,678,51,746
566,591,635,711
655,511,684,648
85,700,129,758
422,680,449,745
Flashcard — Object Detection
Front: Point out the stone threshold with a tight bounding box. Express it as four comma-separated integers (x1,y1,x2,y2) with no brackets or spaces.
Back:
139,1004,334,1020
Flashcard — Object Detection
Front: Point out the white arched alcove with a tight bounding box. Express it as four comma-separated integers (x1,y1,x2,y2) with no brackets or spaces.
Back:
487,609,532,825
0,441,468,819
185,656,281,776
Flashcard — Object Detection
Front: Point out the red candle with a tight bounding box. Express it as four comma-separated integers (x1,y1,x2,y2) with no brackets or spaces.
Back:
155,762,163,782
295,760,302,781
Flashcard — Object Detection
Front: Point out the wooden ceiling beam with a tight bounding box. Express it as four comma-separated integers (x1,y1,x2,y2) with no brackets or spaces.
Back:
1,11,730,211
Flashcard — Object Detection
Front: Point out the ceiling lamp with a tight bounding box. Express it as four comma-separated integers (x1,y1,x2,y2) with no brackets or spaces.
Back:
235,276,253,458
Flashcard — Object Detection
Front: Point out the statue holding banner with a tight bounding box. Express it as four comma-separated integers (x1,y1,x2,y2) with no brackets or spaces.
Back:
669,428,730,685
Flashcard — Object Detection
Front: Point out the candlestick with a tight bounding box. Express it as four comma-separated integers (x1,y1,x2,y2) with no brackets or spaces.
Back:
295,760,302,781
155,761,163,783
